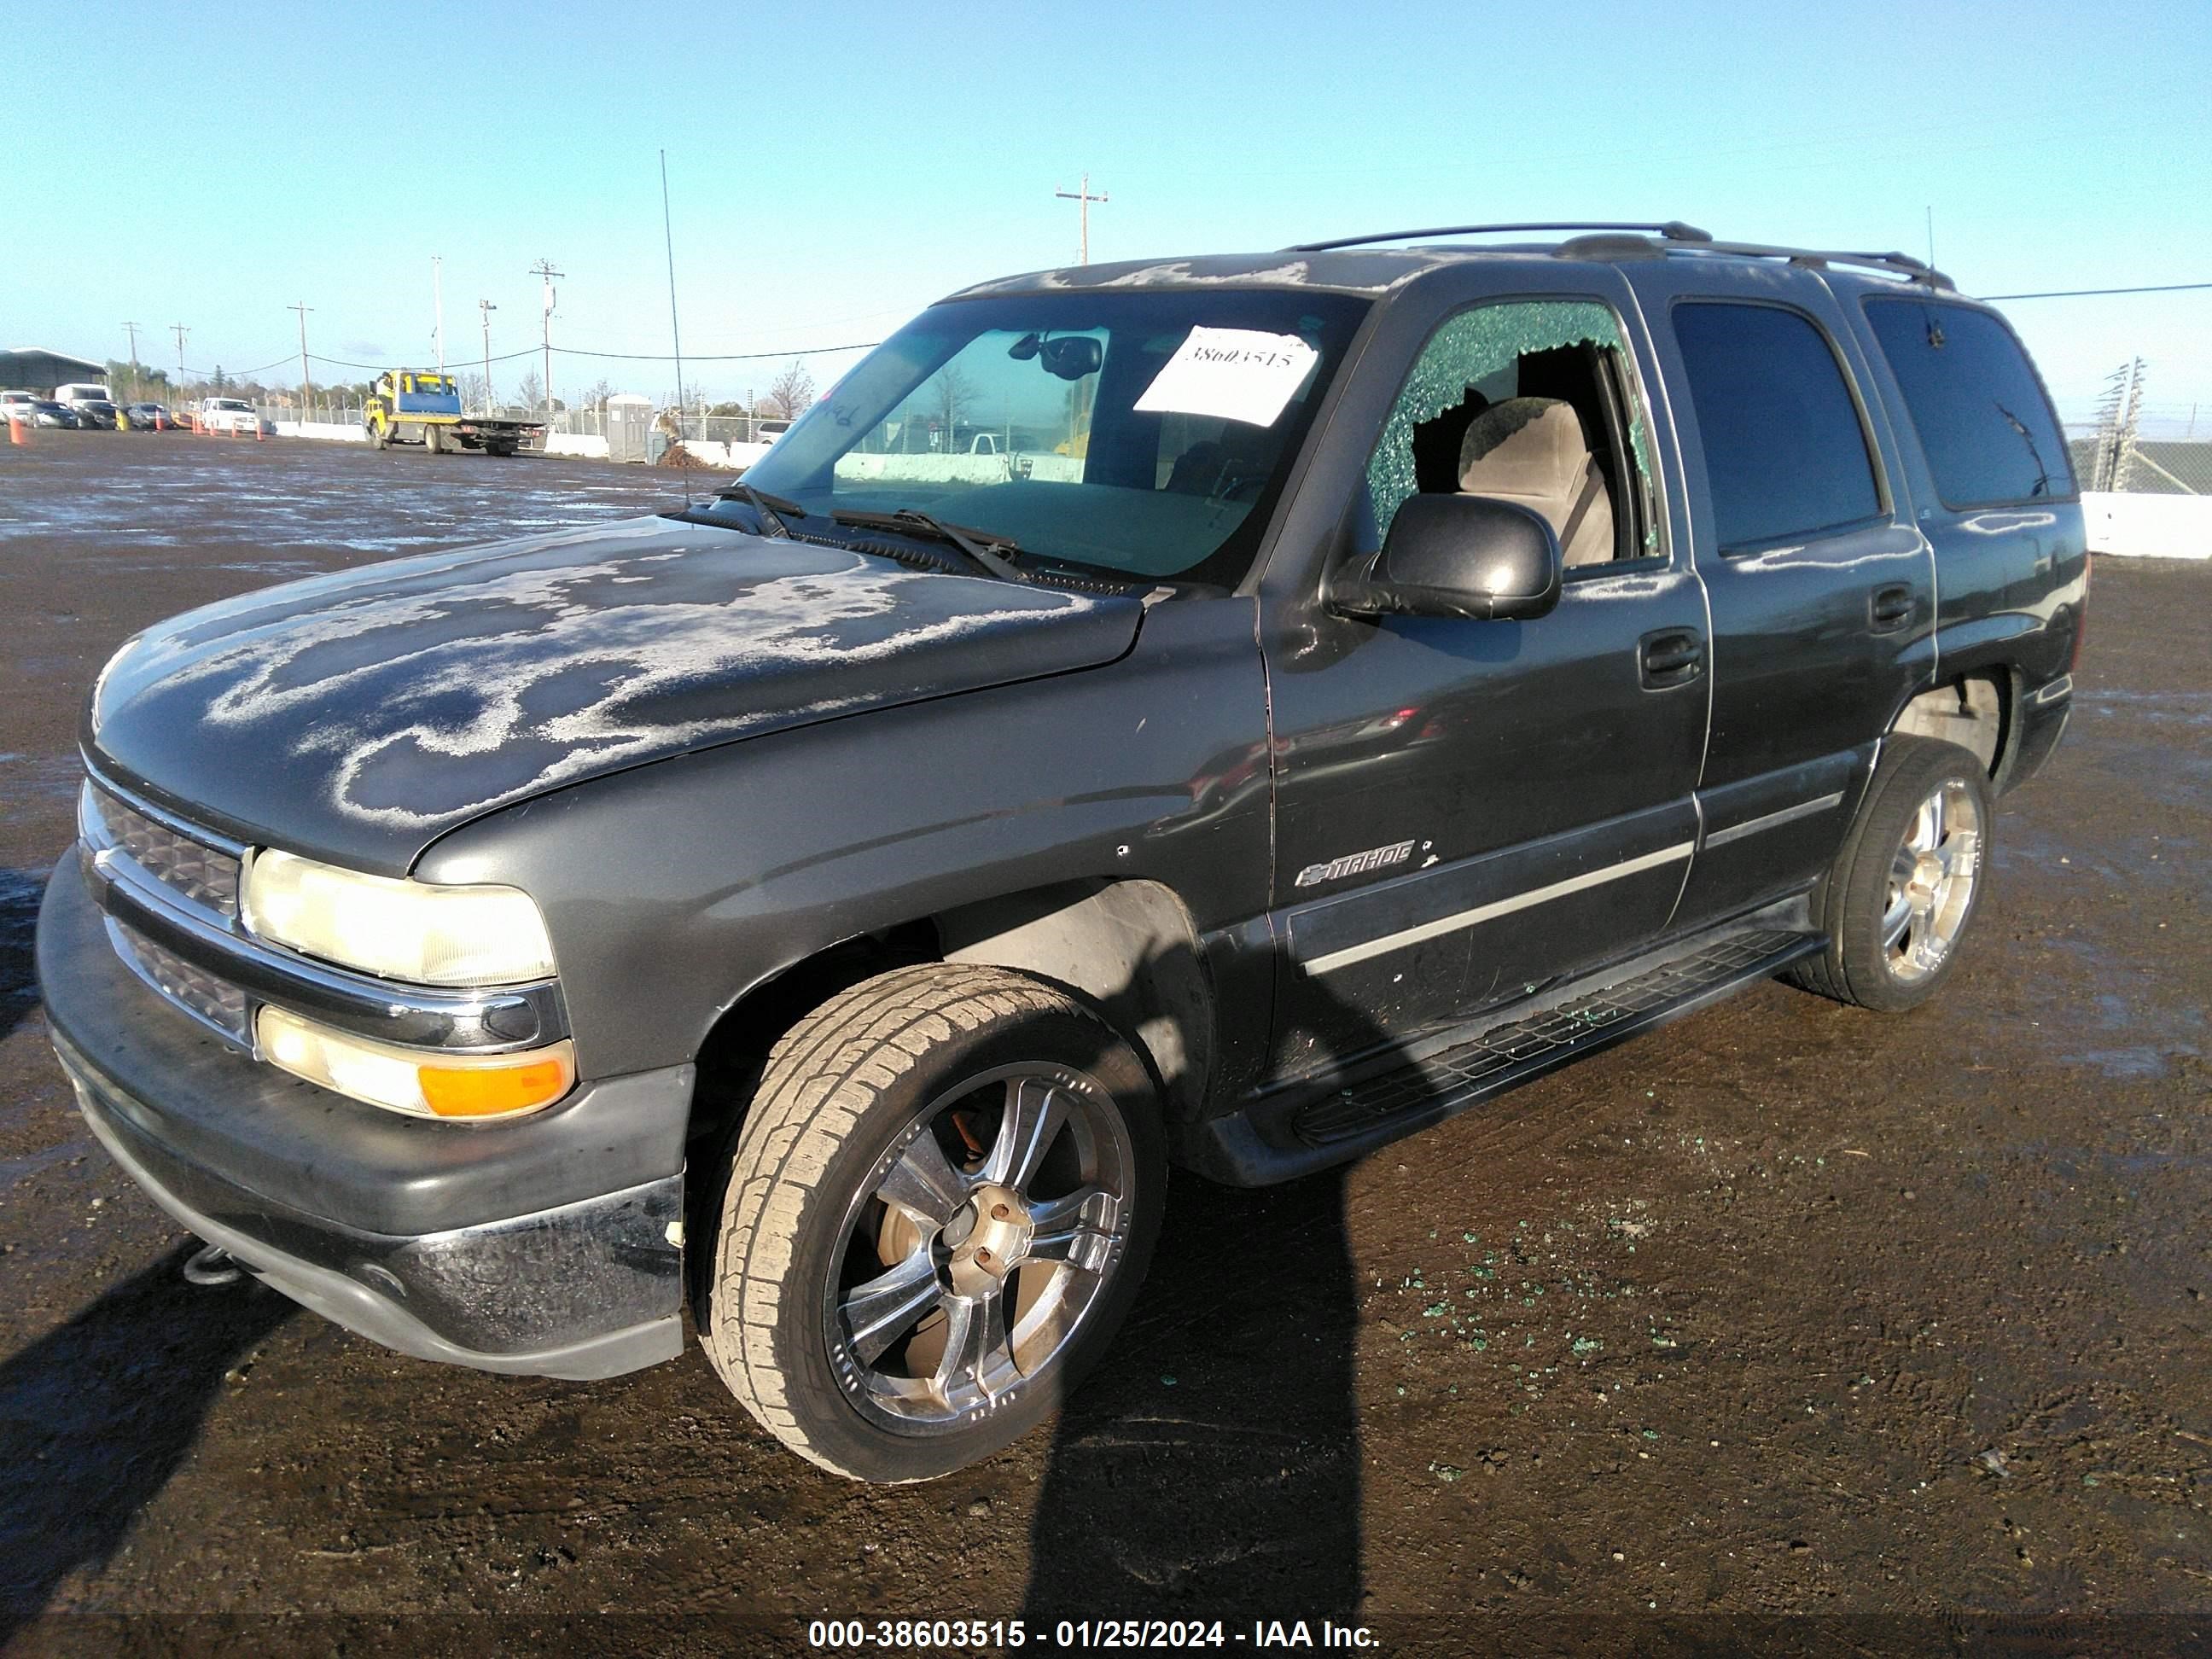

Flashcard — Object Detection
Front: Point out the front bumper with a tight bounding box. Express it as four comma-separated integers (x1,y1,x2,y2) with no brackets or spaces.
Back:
38,859,691,1379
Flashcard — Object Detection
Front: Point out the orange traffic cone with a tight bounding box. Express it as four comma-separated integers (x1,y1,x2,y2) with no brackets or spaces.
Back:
7,414,26,446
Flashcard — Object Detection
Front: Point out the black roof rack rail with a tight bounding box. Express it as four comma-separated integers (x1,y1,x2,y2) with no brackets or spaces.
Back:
1697,239,1954,291
1287,220,1713,253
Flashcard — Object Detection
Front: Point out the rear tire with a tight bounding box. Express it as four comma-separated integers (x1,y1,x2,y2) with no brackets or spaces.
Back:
1786,736,1994,1012
422,422,444,455
701,964,1164,1482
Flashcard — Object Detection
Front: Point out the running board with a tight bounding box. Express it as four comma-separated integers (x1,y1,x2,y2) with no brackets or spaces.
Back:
1185,916,1822,1185
1292,926,1821,1148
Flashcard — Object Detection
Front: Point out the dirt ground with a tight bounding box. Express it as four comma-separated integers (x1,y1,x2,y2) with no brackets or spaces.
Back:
1,434,2207,1656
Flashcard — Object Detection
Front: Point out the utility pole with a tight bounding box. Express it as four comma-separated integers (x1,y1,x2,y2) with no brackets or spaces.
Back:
289,301,313,414
122,322,142,401
479,299,496,413
529,258,563,414
170,323,188,387
433,255,445,374
1055,173,1108,265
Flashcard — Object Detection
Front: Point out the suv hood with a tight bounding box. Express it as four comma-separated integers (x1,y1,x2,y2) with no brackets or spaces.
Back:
90,515,1142,873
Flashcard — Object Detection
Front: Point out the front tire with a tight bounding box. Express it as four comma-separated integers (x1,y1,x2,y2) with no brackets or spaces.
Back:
1788,736,1994,1012
702,964,1164,1482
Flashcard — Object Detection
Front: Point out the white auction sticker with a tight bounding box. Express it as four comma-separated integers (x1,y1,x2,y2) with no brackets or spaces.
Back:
1132,327,1319,427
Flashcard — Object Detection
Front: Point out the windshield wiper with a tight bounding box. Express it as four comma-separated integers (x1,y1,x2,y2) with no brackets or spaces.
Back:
830,509,1025,582
713,481,809,538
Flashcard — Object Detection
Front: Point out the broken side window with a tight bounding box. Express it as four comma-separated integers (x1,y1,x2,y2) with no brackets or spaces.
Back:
1358,300,1660,563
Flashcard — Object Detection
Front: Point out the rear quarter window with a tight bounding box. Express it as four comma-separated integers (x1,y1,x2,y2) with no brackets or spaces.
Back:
1671,301,1884,552
1861,299,2075,507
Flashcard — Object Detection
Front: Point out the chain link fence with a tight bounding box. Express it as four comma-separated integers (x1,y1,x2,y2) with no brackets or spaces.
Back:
2066,430,2211,495
540,407,786,444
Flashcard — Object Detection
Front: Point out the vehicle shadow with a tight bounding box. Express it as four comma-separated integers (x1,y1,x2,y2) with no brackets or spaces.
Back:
1021,945,1399,1626
0,868,49,1049
0,1243,294,1639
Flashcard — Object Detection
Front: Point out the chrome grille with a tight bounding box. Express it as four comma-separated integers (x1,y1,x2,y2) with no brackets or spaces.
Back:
106,917,251,1043
82,781,242,917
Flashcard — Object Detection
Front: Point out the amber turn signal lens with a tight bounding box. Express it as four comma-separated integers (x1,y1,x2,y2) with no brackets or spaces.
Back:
418,1056,573,1118
255,1004,574,1121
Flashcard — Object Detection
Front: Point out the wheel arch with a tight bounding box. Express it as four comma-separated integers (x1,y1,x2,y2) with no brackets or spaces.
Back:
1887,667,2013,780
688,876,1216,1152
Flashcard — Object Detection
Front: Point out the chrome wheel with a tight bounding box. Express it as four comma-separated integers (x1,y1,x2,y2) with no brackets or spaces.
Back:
824,1062,1133,1435
1881,778,1981,983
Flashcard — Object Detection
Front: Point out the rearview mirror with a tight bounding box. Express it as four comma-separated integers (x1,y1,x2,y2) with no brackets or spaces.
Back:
1328,494,1563,622
1039,335,1103,381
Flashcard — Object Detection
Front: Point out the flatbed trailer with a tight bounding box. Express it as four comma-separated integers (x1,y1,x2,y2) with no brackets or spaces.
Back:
364,371,544,457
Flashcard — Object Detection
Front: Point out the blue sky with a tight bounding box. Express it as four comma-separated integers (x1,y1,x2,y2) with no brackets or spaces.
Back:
6,2,2209,429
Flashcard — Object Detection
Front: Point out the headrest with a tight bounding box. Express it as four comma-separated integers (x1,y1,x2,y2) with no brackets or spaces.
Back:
1457,398,1589,498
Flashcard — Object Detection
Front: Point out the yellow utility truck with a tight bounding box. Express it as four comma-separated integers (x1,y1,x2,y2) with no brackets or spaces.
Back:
364,371,545,457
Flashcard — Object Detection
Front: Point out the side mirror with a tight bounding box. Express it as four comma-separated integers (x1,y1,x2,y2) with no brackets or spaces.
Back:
1329,494,1563,622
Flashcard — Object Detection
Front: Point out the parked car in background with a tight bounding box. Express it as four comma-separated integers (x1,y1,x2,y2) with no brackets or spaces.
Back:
195,397,261,435
123,402,178,431
1,390,39,424
26,399,82,428
54,383,118,424
74,399,122,430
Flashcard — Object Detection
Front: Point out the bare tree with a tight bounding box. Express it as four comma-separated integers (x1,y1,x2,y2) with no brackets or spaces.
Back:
582,377,614,412
514,370,545,411
766,359,817,418
457,371,489,412
931,365,976,448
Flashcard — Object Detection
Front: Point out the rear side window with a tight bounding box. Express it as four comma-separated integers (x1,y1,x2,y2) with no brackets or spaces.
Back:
1672,302,1883,551
1862,299,2074,506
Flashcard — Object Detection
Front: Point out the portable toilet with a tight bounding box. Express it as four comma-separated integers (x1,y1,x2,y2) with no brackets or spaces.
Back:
606,394,654,464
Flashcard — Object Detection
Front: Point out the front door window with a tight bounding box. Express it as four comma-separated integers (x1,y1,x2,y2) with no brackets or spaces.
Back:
1359,299,1661,569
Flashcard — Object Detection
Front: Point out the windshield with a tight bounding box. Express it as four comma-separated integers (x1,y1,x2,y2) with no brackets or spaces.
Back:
722,288,1369,585
211,399,250,411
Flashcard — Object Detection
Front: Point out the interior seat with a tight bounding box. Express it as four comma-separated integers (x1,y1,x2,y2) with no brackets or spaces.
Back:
1456,397,1615,567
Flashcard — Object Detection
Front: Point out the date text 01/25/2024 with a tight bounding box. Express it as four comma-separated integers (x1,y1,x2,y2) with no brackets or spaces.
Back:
805,1618,1382,1649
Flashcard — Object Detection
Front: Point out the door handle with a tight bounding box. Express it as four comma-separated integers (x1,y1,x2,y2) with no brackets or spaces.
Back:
1639,628,1704,689
1870,584,1916,632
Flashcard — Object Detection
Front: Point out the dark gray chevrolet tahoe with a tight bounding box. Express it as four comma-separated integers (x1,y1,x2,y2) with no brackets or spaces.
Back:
37,223,2086,1481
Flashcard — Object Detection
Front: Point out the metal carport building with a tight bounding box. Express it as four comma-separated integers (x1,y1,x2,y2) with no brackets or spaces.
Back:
0,348,107,395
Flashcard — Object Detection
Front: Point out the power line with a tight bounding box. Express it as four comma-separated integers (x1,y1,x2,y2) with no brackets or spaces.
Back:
552,339,881,362
310,346,538,371
1983,281,2212,300
173,338,873,381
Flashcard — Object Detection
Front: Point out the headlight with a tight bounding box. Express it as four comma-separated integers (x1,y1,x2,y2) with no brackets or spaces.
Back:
257,1005,574,1120
242,848,556,986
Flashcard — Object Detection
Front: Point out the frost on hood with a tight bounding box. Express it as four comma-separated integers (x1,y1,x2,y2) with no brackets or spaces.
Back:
1362,301,1659,550
114,537,1100,831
